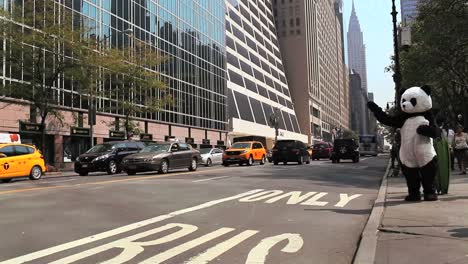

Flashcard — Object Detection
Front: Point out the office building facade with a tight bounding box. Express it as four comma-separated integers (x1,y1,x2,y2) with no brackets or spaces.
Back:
225,0,307,147
349,72,368,135
0,0,227,168
273,0,350,143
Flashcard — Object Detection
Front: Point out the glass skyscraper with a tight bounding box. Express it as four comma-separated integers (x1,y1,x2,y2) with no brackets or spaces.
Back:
0,0,227,167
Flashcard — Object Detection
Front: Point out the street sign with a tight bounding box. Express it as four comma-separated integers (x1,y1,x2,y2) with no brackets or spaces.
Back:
109,130,125,139
19,122,42,134
71,127,90,137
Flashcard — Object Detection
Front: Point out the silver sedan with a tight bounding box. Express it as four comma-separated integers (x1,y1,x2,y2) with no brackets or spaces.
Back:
199,148,224,166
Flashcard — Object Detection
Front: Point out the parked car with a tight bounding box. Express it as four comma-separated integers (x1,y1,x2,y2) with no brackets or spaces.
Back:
200,148,224,166
0,143,46,183
223,141,266,166
272,140,311,165
331,138,360,163
311,142,333,160
74,141,146,176
122,142,201,175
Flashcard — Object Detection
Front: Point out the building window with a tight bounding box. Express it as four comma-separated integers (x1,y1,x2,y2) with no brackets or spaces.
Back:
296,18,300,26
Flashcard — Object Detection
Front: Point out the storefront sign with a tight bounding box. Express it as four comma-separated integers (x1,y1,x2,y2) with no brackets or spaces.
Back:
71,127,90,137
140,133,153,141
109,130,125,139
0,133,21,144
19,122,43,134
202,139,210,145
185,137,194,144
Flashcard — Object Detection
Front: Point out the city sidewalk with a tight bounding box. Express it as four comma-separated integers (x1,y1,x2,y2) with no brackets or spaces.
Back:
374,173,468,264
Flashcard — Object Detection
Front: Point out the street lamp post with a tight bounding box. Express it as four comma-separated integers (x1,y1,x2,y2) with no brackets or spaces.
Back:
391,0,402,110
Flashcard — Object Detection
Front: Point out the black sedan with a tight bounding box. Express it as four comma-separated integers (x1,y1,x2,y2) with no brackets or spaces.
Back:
122,142,201,175
272,140,311,165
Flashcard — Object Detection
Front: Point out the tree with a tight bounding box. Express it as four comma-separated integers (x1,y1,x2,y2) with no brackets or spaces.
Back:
398,0,468,126
0,1,84,160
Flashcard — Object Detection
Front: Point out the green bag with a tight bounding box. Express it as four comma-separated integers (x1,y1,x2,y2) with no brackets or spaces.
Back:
434,138,451,194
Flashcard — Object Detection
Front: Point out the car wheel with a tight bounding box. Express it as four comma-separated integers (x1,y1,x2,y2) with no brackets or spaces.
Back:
337,159,341,163
206,158,212,167
78,171,88,176
298,156,303,165
223,162,230,167
29,165,43,180
159,159,169,174
260,155,266,165
1,178,12,183
116,168,122,174
273,161,278,165
283,161,287,165
306,158,310,164
331,159,336,163
126,170,136,175
107,160,118,175
247,156,254,166
189,158,198,171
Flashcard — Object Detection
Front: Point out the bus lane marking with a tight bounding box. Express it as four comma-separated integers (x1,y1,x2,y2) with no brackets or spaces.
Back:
239,190,363,208
0,189,264,264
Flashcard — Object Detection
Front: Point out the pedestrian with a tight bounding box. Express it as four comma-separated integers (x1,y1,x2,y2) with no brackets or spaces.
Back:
453,125,468,175
390,130,401,177
441,123,455,170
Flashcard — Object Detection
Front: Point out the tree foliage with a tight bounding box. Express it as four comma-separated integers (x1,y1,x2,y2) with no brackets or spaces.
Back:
399,0,468,125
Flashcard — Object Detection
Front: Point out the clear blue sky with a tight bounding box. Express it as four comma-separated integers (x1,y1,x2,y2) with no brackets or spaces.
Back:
343,0,400,108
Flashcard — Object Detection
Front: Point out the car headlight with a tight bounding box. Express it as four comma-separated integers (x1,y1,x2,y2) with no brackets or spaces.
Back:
94,154,110,161
75,157,81,162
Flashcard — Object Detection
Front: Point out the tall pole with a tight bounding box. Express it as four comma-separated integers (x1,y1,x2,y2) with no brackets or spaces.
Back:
391,0,402,109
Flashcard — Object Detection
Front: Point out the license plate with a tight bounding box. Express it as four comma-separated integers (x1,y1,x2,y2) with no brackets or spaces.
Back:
82,164,88,168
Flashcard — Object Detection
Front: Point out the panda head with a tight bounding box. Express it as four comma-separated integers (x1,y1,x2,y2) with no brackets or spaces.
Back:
400,85,432,114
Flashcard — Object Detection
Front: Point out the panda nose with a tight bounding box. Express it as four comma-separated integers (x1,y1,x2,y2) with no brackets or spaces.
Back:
402,104,406,109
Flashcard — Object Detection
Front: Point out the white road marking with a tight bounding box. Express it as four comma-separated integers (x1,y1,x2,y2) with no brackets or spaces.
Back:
265,191,317,204
186,230,259,264
360,158,369,161
300,192,329,206
140,228,235,264
239,190,284,202
335,194,363,208
245,233,304,264
0,189,264,264
50,223,198,264
192,176,230,182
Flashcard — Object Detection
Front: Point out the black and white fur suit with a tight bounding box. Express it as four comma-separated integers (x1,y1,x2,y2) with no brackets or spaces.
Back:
367,86,441,201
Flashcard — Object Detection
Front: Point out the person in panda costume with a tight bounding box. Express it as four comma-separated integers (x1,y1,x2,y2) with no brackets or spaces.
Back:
368,85,441,201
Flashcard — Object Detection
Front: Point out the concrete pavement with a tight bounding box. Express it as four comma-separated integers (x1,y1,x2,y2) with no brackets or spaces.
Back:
375,173,468,264
0,156,387,264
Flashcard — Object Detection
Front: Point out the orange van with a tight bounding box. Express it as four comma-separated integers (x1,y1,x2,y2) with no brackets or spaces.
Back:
222,141,267,166
0,143,46,183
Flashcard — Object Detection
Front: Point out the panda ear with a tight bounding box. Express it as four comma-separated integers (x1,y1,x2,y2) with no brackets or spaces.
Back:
421,85,431,95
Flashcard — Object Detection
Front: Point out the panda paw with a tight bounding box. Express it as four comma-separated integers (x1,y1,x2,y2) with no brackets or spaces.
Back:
417,125,434,137
367,102,381,113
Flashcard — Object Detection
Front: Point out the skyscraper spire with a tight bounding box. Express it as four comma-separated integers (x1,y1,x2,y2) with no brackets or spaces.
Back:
347,1,368,93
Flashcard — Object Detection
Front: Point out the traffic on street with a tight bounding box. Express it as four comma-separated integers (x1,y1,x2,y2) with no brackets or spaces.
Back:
0,154,387,264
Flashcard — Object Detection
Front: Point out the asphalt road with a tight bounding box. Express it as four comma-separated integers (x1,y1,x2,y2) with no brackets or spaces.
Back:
0,155,388,264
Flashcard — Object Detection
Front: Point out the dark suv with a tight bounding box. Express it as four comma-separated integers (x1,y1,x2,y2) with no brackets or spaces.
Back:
272,140,311,165
331,139,360,163
74,141,146,176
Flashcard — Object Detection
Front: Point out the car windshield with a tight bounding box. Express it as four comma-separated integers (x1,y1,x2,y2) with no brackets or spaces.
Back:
140,144,170,153
231,143,251,149
86,144,114,153
199,148,212,154
274,140,295,148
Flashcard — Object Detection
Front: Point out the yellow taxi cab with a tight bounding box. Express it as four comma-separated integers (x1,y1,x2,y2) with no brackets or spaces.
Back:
222,141,267,166
0,143,46,183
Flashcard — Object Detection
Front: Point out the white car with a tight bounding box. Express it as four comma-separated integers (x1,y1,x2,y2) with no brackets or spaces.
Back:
199,148,224,166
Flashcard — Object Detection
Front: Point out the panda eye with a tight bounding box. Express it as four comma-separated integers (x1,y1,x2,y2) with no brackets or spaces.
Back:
402,99,406,103
410,98,417,106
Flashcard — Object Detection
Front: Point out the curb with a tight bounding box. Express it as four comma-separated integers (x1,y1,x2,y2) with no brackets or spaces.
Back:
352,160,391,264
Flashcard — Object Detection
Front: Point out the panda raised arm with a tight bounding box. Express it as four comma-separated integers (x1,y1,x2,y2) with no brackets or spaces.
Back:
367,101,406,128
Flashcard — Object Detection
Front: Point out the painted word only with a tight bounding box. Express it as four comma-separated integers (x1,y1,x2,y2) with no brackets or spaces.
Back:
238,190,362,208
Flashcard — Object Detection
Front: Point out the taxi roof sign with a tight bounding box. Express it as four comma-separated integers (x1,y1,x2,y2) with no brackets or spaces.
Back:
0,133,21,144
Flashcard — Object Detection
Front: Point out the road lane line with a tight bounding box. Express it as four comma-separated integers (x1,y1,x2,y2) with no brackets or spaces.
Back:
0,189,264,264
245,233,304,264
186,230,259,264
140,228,236,264
192,176,230,182
0,168,228,196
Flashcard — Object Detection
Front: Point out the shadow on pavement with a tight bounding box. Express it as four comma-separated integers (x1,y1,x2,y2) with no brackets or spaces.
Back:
448,228,468,238
304,208,372,215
